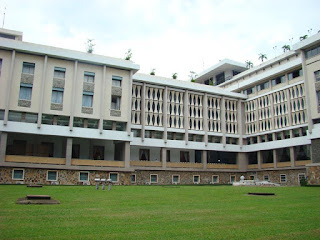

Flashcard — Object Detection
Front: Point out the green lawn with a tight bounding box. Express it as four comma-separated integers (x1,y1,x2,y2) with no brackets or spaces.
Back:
0,185,319,240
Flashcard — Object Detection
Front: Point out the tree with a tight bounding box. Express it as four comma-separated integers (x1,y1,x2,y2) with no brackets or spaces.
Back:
258,53,267,62
125,49,132,60
189,71,197,82
86,39,95,54
282,45,291,52
300,35,308,41
150,68,156,75
245,60,253,69
172,73,177,79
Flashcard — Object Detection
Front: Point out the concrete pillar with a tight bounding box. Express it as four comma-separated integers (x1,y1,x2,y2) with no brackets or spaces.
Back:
66,138,73,166
269,93,275,130
124,141,130,168
290,147,295,168
4,50,16,125
0,132,8,162
203,93,208,146
300,50,314,133
99,66,107,133
37,55,48,128
141,83,146,141
273,150,278,169
126,70,133,136
237,100,244,148
202,150,207,169
69,60,78,131
238,152,247,171
257,151,262,169
184,90,189,144
221,97,226,147
161,147,167,169
163,87,168,143
286,89,293,126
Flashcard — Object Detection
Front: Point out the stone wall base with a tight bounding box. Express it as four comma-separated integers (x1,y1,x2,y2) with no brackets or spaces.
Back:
0,167,308,186
307,165,320,185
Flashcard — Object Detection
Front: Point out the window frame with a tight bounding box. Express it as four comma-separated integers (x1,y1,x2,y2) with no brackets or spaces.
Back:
54,67,66,79
47,170,58,181
193,175,200,184
82,92,94,107
298,173,306,183
150,174,158,183
264,175,269,181
212,175,219,184
130,174,136,183
51,88,64,104
230,175,236,183
111,96,121,110
109,172,119,183
84,71,95,83
19,83,33,100
139,149,150,161
79,171,89,182
12,169,24,180
172,175,180,184
112,75,122,87
22,62,35,75
280,174,287,183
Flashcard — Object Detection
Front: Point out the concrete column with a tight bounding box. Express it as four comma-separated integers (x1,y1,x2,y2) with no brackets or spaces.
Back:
141,83,146,141
203,93,208,146
273,150,277,169
4,50,16,125
99,66,107,133
300,50,314,133
269,93,275,130
257,151,262,169
163,87,168,143
161,147,167,169
290,147,295,168
221,97,226,147
237,100,244,148
66,138,73,166
37,55,48,128
238,152,247,171
255,99,259,133
126,70,133,136
184,90,189,144
124,141,130,168
0,132,8,162
69,60,78,131
286,89,292,126
202,150,207,169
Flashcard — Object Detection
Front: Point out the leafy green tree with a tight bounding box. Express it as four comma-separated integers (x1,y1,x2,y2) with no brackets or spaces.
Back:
150,68,156,75
172,73,178,79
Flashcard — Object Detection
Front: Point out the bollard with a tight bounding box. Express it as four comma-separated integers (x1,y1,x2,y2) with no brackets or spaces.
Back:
95,178,100,190
107,178,112,191
101,178,106,190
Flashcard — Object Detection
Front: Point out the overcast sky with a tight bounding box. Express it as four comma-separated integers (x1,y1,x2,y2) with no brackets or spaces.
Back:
1,0,319,80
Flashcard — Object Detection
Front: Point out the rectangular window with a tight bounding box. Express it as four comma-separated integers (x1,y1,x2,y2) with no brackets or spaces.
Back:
212,175,219,183
257,81,269,91
317,91,320,106
22,62,35,75
288,69,303,80
244,87,255,95
51,88,64,104
150,174,158,183
87,119,99,129
112,76,122,87
54,67,66,79
109,173,118,182
280,174,286,183
57,116,69,126
230,175,236,183
0,59,2,76
306,45,320,59
139,149,150,161
250,175,255,180
111,96,121,110
180,151,190,162
193,175,200,184
166,150,170,162
12,169,24,180
315,70,320,82
264,175,269,181
131,174,136,183
271,75,285,86
47,170,58,181
19,83,32,100
84,71,95,83
82,92,93,107
298,173,305,182
25,113,38,123
79,172,89,182
172,175,180,184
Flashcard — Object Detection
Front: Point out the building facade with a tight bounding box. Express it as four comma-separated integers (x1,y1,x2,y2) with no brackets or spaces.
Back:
0,28,320,186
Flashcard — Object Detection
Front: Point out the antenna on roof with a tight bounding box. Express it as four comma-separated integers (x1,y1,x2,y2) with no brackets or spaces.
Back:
1,6,6,28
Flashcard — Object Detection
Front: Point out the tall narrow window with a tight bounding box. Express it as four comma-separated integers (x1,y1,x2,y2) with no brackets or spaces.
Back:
84,71,95,83
112,76,122,87
0,59,2,76
51,88,64,104
314,70,320,82
111,96,121,110
19,83,32,100
22,62,35,75
82,92,93,107
54,67,66,79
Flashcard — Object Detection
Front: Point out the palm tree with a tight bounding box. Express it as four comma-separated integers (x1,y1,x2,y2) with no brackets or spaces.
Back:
150,68,156,75
282,45,291,52
258,53,267,62
300,35,308,41
245,60,253,69
172,73,177,79
125,49,132,60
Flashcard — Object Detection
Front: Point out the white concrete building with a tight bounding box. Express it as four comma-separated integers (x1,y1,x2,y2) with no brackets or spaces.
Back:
0,28,320,185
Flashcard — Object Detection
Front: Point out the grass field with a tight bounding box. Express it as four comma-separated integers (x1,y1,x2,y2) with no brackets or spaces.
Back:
0,185,320,240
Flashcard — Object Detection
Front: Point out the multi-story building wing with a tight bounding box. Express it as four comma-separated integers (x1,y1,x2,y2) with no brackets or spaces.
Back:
0,28,319,185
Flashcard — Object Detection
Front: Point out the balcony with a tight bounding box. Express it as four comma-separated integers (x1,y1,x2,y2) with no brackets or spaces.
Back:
130,161,162,167
72,159,125,167
207,163,238,169
166,162,203,168
5,155,65,165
